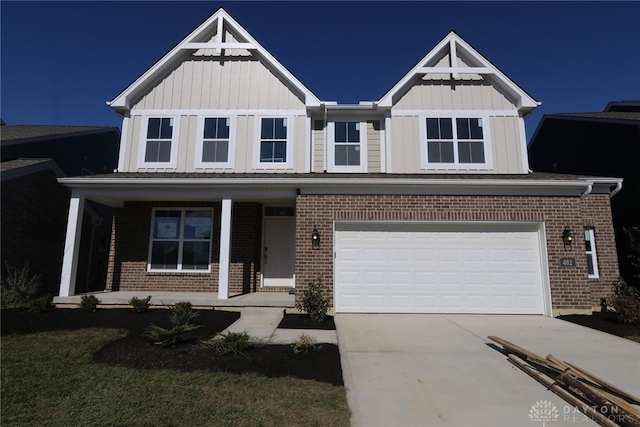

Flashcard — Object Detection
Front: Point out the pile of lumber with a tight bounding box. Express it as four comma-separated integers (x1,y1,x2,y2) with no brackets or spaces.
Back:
488,336,640,427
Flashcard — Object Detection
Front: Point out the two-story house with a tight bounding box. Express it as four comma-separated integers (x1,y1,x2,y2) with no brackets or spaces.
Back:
57,8,622,316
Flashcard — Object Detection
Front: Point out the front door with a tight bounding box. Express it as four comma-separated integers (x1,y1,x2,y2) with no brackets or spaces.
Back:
263,216,296,287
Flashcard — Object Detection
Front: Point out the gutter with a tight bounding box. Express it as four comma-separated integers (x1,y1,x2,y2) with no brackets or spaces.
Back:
610,181,623,198
580,182,593,199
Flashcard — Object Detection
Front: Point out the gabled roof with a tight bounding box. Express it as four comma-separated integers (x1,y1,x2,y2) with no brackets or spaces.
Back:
0,158,65,181
108,8,321,112
377,31,539,112
552,111,640,124
0,125,118,145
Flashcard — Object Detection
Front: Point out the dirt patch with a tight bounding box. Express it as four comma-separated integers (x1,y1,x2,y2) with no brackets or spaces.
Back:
1,308,343,385
558,311,640,339
278,313,336,330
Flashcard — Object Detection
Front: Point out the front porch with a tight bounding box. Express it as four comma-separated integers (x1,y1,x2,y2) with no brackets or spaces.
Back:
53,291,295,309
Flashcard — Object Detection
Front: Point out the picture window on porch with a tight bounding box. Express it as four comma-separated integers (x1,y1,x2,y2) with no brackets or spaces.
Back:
145,118,174,163
148,209,213,272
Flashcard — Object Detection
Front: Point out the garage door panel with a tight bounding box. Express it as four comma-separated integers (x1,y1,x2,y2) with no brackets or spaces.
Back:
335,223,546,314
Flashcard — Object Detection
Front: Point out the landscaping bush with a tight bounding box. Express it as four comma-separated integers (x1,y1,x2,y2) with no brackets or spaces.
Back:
143,323,203,347
202,331,266,355
608,278,640,324
295,276,330,322
80,295,100,312
169,301,199,326
28,295,54,313
129,296,152,313
1,263,41,309
292,333,322,354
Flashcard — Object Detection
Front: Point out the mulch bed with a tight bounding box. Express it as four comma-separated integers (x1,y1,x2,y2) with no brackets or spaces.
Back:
277,313,336,330
1,308,344,386
558,311,640,338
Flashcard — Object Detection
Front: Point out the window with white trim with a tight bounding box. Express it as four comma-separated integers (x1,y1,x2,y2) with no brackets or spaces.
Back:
259,118,288,163
584,227,599,278
144,118,175,163
425,117,488,166
328,120,367,172
197,117,232,166
148,209,213,271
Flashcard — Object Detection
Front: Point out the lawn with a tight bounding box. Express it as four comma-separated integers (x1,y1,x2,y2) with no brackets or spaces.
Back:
1,309,350,427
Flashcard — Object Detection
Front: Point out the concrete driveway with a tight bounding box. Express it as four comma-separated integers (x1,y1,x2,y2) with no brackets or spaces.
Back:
335,314,640,427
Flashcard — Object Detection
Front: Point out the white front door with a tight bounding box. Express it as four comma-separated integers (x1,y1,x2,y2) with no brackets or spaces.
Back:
263,217,296,287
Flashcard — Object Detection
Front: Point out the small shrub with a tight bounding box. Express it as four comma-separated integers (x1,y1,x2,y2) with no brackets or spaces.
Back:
168,301,200,326
292,333,322,354
295,276,330,322
129,296,152,313
1,263,41,309
28,295,54,313
608,278,640,324
80,295,100,312
202,331,266,355
143,323,202,347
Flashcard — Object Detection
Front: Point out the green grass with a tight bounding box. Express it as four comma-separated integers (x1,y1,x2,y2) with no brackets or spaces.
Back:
1,328,350,427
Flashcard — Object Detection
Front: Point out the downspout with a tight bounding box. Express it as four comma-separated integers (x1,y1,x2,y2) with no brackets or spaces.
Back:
610,181,623,198
323,103,328,173
580,182,593,199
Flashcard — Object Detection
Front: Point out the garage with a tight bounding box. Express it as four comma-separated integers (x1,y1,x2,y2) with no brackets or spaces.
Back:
334,222,548,314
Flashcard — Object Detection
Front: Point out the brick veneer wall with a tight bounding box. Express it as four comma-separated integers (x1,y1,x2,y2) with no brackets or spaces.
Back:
106,201,262,293
295,193,619,313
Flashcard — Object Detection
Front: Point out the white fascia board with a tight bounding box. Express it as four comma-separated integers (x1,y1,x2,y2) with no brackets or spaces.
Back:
108,9,321,111
378,31,539,111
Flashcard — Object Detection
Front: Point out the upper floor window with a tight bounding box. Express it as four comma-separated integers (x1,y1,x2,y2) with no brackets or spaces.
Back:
256,117,293,168
424,117,490,168
140,116,178,168
584,227,599,278
328,120,367,172
148,209,213,272
196,117,234,168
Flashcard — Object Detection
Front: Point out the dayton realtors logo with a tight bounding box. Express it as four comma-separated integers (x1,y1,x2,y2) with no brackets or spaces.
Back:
529,400,559,426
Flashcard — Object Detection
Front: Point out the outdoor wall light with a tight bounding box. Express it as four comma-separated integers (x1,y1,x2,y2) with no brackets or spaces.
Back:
311,226,320,250
562,226,573,250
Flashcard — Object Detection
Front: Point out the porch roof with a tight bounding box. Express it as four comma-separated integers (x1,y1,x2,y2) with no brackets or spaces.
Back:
58,172,622,207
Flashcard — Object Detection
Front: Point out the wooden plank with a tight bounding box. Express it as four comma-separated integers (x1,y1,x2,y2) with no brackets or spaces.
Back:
488,336,564,370
565,360,640,405
508,354,619,427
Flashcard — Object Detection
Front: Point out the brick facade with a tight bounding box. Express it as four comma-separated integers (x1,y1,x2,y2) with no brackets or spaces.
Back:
295,193,619,313
106,201,262,294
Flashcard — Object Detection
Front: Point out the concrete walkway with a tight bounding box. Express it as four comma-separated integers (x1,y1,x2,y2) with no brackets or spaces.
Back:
221,307,338,344
336,314,640,427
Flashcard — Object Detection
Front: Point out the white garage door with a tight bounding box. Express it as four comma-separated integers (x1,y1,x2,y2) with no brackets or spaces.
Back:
334,223,547,314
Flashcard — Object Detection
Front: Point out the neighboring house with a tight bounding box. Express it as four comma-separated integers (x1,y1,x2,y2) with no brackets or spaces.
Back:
1,125,120,294
528,101,640,284
58,8,622,316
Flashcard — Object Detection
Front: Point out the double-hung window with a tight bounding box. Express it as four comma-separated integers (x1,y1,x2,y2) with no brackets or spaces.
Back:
259,118,288,164
148,209,213,272
584,227,599,278
141,117,178,167
196,117,233,167
424,117,489,168
329,121,367,172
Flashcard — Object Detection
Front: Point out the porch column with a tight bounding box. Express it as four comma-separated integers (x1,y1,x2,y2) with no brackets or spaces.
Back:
218,197,232,299
59,190,85,297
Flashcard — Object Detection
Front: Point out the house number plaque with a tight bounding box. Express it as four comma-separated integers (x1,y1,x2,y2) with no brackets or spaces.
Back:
560,257,576,267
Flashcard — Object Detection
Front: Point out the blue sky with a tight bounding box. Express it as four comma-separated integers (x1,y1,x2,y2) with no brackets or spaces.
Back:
2,1,639,142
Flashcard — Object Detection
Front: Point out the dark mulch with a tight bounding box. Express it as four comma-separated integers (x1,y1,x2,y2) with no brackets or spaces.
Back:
277,313,336,330
1,308,344,386
558,311,640,339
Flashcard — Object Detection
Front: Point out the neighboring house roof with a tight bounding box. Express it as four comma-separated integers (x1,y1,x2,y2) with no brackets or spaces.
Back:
108,8,321,112
0,158,65,181
377,31,539,112
0,125,119,146
550,111,640,124
605,100,640,112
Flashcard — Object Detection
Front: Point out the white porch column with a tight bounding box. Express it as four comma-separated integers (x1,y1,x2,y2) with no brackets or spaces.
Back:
59,190,85,297
217,197,232,299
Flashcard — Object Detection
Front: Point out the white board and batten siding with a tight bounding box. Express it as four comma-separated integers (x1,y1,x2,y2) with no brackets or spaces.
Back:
334,222,550,315
311,120,382,173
